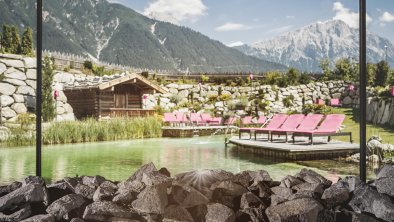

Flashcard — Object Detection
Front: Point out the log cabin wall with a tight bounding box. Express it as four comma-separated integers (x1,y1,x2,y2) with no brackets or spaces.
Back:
64,89,98,119
99,89,115,117
114,84,142,109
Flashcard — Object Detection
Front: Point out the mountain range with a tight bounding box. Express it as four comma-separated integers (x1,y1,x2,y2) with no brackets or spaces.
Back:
235,20,394,72
0,0,286,73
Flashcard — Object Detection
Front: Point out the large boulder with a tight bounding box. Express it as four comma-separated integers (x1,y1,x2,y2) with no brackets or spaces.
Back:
11,103,28,114
81,175,106,188
348,184,394,221
20,214,55,222
171,184,209,208
131,185,168,214
0,63,6,74
205,203,235,222
4,68,26,80
13,94,24,103
142,171,173,187
0,83,16,95
0,203,31,221
295,168,332,188
16,86,35,96
265,198,325,222
23,58,36,69
46,194,86,220
0,184,46,211
83,201,142,221
175,169,234,190
1,59,25,68
3,78,26,86
26,69,36,80
1,107,17,119
375,165,394,197
74,183,95,200
321,182,350,208
163,205,194,222
0,95,14,107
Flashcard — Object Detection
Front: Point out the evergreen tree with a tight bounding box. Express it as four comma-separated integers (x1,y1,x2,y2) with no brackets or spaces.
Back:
1,25,13,53
0,32,2,53
366,63,376,86
20,27,33,56
375,60,389,86
287,68,301,85
10,26,21,54
319,59,332,81
42,56,56,122
334,58,358,81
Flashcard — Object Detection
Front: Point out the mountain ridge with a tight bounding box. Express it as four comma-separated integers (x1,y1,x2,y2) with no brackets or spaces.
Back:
0,0,286,73
235,20,394,72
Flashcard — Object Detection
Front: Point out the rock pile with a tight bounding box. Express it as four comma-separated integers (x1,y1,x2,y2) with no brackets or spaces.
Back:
0,163,393,222
0,54,75,122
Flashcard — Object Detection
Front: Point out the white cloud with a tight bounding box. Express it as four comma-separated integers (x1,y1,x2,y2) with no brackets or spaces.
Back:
332,2,372,28
143,0,207,25
379,12,394,23
227,41,245,47
215,22,251,32
268,25,293,34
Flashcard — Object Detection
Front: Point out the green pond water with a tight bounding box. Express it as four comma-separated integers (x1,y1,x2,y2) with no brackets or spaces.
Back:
0,136,376,185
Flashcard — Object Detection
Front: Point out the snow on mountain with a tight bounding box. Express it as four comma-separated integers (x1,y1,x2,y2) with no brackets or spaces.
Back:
235,20,394,72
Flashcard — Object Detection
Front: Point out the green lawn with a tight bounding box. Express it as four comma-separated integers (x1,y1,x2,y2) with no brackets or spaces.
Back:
330,108,394,145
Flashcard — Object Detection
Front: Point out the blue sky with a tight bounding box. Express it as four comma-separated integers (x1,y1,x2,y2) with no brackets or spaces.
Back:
109,0,394,46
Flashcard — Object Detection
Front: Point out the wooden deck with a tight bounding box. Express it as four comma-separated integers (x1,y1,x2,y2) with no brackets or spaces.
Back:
228,136,359,161
162,126,237,137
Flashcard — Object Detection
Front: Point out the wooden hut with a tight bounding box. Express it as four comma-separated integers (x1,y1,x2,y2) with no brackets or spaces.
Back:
63,73,166,119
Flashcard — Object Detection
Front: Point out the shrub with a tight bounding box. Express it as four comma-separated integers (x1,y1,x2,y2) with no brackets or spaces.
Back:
20,27,33,56
218,94,231,101
170,94,182,104
17,113,35,129
208,95,218,103
283,95,295,108
83,60,93,70
42,56,56,122
302,104,331,115
201,74,209,83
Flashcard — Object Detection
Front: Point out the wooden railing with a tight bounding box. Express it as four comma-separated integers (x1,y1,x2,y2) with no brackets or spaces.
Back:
109,108,155,118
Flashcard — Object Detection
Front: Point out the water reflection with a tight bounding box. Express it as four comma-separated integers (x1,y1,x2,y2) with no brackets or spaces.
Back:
0,136,377,185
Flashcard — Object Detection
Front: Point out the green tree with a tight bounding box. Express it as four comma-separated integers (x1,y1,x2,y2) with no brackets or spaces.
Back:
264,71,282,85
287,68,301,85
10,26,21,54
299,72,312,84
366,63,376,86
0,32,2,53
334,58,358,81
42,56,56,122
375,60,389,86
20,27,33,56
386,69,394,86
319,59,332,81
1,25,13,53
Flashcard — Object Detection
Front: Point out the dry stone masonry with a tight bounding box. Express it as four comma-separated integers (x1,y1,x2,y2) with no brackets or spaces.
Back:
0,163,393,221
144,81,394,127
0,54,74,122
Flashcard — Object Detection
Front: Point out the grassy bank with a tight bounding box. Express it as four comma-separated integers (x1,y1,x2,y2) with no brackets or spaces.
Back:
1,116,162,147
329,108,394,145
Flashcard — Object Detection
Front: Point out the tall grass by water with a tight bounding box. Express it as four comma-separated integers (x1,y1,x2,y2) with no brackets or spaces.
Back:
42,117,162,145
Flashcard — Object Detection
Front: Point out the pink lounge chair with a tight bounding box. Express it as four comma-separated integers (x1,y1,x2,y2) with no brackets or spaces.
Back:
269,114,306,142
224,116,238,125
239,114,288,140
241,116,253,126
201,113,221,126
292,114,352,145
189,113,203,125
257,116,267,125
163,113,179,126
330,99,342,107
175,112,188,124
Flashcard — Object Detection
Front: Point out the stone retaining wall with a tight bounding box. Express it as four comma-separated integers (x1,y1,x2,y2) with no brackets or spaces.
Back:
146,82,394,127
0,54,75,122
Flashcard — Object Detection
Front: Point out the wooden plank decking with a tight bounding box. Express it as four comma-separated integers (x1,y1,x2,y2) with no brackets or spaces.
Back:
228,136,359,161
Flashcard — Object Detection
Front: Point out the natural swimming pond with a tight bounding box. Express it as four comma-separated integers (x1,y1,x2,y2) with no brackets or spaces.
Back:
0,136,375,185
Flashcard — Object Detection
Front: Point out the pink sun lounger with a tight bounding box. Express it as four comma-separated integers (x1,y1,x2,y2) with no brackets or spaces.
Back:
292,114,352,145
269,114,306,142
239,114,288,140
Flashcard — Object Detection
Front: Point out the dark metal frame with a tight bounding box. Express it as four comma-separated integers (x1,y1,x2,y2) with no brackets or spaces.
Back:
33,0,368,181
359,0,367,182
292,132,353,145
36,0,43,177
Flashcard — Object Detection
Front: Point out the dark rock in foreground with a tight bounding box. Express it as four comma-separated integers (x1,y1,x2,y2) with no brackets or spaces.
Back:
0,163,393,222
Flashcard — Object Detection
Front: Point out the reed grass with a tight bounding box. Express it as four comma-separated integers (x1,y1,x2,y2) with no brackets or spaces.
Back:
42,116,162,145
